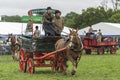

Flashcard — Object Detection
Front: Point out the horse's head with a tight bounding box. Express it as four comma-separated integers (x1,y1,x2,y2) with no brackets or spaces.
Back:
7,34,16,45
68,29,83,51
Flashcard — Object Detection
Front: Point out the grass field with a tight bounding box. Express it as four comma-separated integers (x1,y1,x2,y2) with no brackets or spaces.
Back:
0,50,120,80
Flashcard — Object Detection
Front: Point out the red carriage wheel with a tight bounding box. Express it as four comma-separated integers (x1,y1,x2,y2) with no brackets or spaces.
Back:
110,47,116,54
19,48,27,73
97,47,104,55
27,58,35,74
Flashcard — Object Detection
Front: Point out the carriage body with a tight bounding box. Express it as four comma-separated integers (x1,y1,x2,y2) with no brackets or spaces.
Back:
21,36,61,53
19,36,66,74
83,35,118,54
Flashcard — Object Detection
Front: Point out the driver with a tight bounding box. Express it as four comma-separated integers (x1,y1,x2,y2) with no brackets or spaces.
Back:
43,7,55,36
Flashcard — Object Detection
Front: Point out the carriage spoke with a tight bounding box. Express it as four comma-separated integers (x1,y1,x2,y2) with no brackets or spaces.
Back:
27,58,35,74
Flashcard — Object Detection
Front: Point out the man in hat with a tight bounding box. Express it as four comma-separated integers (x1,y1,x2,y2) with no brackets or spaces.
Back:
43,7,55,36
26,20,33,35
43,7,54,23
97,29,102,42
88,25,93,34
33,26,40,38
53,10,64,36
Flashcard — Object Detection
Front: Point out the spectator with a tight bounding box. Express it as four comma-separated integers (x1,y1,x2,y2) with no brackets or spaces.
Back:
33,26,40,38
2,45,6,55
88,25,93,34
97,29,102,42
26,20,33,35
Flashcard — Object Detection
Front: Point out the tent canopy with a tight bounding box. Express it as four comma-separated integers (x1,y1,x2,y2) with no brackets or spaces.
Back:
0,22,70,36
78,22,120,36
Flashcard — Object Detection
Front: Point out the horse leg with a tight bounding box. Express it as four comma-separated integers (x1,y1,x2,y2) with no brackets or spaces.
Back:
67,53,77,75
11,47,17,61
54,53,58,73
54,52,62,74
14,50,19,61
71,61,77,75
62,59,67,75
75,52,82,68
11,50,15,60
14,45,20,61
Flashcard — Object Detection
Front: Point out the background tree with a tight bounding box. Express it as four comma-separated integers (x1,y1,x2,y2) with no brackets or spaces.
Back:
109,13,120,23
64,12,79,28
1,15,21,22
64,6,120,29
73,7,108,29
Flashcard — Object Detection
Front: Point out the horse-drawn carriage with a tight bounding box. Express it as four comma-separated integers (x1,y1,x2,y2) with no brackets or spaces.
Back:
19,29,83,75
19,36,65,74
83,33,118,54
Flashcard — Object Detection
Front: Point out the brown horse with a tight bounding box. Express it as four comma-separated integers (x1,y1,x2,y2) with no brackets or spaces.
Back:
7,35,22,61
55,29,83,75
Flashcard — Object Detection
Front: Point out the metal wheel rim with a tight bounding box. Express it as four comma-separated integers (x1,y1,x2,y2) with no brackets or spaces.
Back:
28,59,34,74
19,48,26,72
19,61,26,72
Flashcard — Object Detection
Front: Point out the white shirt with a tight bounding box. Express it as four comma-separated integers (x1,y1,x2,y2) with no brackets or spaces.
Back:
34,30,40,38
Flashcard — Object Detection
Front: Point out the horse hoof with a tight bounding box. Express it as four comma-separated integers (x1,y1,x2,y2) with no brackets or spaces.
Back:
12,56,14,60
66,65,68,68
63,72,67,75
54,73,57,75
71,71,76,75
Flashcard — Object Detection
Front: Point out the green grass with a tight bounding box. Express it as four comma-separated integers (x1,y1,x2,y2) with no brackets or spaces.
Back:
0,50,120,80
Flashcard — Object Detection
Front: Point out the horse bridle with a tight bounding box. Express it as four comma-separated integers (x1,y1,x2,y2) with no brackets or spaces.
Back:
69,35,83,51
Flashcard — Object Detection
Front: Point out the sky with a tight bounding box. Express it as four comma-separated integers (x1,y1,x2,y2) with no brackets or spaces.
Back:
0,0,106,16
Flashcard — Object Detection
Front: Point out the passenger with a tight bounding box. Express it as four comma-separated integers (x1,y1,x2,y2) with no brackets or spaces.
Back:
33,26,40,38
88,25,93,34
26,20,32,35
53,10,64,36
86,25,94,37
43,7,55,36
97,29,102,42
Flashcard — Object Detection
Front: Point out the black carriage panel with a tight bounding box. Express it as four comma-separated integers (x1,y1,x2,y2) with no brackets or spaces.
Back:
21,36,61,54
21,38,33,52
34,36,61,53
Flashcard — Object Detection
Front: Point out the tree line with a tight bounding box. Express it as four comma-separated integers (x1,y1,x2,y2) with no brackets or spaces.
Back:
64,6,120,29
1,15,21,22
